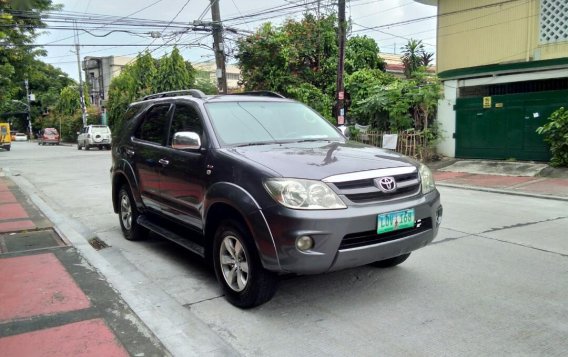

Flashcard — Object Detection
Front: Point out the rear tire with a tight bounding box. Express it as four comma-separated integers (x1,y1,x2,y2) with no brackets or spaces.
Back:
118,186,148,241
369,253,411,268
213,220,278,308
77,143,81,150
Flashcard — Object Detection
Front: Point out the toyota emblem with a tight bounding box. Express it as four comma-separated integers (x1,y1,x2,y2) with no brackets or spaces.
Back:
376,177,396,192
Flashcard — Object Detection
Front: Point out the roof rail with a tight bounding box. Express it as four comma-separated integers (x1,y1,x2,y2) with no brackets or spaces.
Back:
230,91,286,98
141,89,207,101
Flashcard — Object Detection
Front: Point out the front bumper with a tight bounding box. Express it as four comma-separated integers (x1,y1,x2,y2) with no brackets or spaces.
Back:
256,190,442,274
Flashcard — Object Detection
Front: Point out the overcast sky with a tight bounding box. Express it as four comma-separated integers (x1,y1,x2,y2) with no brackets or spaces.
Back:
36,0,438,80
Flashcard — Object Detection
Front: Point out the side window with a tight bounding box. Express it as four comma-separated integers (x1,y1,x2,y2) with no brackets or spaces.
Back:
168,104,203,147
135,104,171,145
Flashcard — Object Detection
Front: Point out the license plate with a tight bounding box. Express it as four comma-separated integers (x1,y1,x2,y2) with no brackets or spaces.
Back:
377,209,415,234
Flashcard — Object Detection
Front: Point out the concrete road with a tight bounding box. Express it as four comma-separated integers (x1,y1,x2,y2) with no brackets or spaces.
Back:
2,141,568,356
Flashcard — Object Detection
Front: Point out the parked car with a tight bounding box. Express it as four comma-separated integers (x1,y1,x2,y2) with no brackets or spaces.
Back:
0,123,11,151
38,128,60,145
77,125,112,150
110,90,443,308
14,133,27,141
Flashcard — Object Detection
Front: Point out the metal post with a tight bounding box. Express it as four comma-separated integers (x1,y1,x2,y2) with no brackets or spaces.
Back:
336,0,346,126
211,0,227,94
24,79,33,141
74,22,88,127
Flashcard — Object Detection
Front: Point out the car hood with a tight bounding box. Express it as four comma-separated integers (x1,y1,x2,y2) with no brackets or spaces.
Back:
222,141,417,180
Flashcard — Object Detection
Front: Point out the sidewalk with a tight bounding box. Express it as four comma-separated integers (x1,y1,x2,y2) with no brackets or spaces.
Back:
430,159,568,200
0,177,168,357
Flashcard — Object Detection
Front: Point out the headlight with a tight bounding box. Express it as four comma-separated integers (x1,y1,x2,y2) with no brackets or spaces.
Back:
419,163,436,194
263,178,346,210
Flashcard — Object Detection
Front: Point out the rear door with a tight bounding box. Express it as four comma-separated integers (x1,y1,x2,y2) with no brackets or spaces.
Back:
129,103,173,212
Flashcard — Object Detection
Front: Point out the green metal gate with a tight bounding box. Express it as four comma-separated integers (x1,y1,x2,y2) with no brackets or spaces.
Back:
455,90,568,161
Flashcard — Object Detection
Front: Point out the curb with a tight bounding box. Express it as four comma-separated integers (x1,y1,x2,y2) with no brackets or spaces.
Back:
7,174,238,357
436,182,568,202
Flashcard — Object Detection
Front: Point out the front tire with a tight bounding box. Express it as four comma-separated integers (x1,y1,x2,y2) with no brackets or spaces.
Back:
369,253,411,268
118,186,148,241
213,220,278,308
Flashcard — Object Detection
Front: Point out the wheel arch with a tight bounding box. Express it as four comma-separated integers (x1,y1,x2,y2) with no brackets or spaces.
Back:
111,161,142,213
204,183,280,271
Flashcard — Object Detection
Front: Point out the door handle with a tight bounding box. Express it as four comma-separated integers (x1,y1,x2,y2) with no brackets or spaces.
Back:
125,149,135,157
158,158,170,166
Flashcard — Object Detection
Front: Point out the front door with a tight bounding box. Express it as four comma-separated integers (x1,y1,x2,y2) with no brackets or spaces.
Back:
159,102,208,230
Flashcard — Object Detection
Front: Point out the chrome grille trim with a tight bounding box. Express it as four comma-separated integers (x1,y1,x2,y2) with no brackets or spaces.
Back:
323,166,417,183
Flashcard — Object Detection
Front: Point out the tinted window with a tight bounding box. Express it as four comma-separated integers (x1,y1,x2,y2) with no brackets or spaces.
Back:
168,104,203,147
205,102,342,146
135,104,171,145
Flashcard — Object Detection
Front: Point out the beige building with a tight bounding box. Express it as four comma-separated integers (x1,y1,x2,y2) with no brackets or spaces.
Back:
415,0,568,161
193,61,242,91
83,56,133,107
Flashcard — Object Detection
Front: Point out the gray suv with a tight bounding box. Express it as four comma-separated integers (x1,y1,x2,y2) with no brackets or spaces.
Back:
111,90,443,308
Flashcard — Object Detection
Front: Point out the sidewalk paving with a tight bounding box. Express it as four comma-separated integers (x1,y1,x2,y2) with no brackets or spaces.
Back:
430,160,568,200
0,177,168,357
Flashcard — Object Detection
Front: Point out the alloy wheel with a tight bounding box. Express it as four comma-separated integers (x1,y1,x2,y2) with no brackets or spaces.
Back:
219,235,249,292
120,193,132,230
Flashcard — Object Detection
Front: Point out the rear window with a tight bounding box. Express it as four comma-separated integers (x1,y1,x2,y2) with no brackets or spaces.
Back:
91,126,110,134
45,128,58,134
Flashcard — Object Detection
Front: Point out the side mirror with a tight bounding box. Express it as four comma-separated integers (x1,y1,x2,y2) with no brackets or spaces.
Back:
337,125,350,139
172,131,201,150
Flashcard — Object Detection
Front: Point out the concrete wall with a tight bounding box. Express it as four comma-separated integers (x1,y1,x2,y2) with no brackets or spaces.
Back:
436,0,568,73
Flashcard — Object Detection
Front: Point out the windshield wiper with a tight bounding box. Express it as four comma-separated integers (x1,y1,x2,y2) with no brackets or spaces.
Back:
235,142,275,147
295,138,333,143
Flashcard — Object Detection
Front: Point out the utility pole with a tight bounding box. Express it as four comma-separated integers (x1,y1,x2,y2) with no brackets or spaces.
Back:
74,21,88,127
211,0,228,94
335,0,346,126
24,79,33,141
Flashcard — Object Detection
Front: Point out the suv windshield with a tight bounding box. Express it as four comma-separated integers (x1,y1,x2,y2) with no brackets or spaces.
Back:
205,101,343,146
91,126,110,134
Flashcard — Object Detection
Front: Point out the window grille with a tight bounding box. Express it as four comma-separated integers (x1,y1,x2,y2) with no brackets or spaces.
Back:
540,0,568,44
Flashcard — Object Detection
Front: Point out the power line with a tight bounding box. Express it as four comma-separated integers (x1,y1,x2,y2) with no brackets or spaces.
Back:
352,0,524,34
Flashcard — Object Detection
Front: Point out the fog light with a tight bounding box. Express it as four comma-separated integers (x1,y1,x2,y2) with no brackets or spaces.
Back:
296,236,314,251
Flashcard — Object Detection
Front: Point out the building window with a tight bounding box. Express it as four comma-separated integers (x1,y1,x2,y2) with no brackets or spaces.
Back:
540,0,568,44
227,73,240,80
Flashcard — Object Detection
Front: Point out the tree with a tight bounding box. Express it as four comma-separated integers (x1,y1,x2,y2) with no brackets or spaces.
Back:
107,47,201,132
401,39,434,79
345,69,395,126
345,36,385,75
153,47,193,92
0,0,59,103
237,14,342,117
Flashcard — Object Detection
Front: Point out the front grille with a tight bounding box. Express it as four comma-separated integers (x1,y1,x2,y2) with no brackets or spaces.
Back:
331,171,421,203
339,218,432,250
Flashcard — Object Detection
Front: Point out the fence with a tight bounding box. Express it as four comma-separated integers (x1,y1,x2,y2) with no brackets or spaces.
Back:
353,130,431,160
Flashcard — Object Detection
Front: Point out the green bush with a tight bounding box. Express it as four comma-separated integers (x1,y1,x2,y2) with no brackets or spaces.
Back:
536,107,568,167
